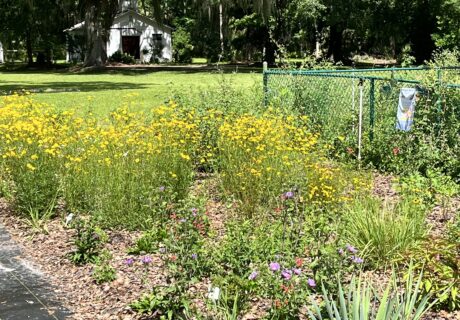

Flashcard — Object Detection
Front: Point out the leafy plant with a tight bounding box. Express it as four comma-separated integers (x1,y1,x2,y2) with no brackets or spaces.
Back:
208,288,241,320
307,267,435,320
92,250,117,284
130,285,192,319
69,218,108,265
128,224,168,254
404,236,459,311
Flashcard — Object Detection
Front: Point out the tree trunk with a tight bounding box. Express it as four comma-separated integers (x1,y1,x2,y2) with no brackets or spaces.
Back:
219,1,224,56
83,6,107,67
327,25,343,62
25,28,33,65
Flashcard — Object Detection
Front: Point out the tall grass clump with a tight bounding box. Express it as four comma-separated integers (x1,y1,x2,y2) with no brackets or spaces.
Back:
343,197,427,265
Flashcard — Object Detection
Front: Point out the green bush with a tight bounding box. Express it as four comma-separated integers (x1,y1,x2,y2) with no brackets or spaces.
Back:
108,51,136,64
173,27,193,63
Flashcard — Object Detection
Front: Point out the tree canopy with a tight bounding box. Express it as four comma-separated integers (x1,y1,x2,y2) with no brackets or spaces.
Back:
0,0,458,66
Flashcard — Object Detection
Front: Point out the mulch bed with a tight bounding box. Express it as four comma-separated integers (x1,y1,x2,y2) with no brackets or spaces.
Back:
0,172,458,319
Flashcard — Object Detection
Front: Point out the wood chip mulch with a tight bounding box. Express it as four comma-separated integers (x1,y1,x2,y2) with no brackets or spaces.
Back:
0,172,458,319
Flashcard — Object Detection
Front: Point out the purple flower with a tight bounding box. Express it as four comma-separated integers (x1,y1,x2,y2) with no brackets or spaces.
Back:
307,278,316,287
191,253,198,259
338,248,344,255
293,268,302,276
281,269,292,280
283,191,294,199
191,208,198,216
346,244,358,254
269,262,281,272
352,256,364,264
248,271,258,280
141,255,153,265
124,258,134,266
159,186,165,192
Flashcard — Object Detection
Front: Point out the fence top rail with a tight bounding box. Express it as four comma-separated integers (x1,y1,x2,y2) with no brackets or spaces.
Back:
264,66,460,76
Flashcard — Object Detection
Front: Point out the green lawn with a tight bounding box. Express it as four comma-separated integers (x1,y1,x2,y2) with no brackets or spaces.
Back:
0,68,260,115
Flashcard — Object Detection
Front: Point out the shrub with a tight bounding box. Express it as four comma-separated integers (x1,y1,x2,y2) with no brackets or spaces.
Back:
173,27,193,63
109,51,136,64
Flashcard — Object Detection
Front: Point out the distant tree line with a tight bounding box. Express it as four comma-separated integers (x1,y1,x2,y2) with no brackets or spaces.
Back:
0,0,458,66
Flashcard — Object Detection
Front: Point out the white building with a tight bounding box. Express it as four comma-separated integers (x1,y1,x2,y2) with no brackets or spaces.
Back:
65,0,172,63
0,41,4,63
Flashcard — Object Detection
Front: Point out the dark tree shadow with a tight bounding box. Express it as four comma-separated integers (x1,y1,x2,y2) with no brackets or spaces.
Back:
0,81,151,95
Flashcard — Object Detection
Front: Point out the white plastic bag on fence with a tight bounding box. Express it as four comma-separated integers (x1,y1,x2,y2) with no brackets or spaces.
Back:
396,88,417,131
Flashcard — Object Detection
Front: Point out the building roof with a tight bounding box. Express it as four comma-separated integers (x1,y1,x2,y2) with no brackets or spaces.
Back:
64,10,172,33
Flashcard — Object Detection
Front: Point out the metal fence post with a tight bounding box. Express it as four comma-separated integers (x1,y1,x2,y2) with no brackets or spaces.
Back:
263,61,268,107
369,78,375,141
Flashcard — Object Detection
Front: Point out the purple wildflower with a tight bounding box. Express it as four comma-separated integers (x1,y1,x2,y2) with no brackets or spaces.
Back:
141,256,153,265
338,248,344,255
124,258,134,266
346,244,358,254
307,278,316,287
191,253,198,259
281,269,292,280
352,256,364,264
283,191,294,199
159,186,165,192
191,208,198,216
248,271,258,280
293,268,302,276
269,262,281,272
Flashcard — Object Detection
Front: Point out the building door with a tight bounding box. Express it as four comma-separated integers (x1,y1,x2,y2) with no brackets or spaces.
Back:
122,36,140,59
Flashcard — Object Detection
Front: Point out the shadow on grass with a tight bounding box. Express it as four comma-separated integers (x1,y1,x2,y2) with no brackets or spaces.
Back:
0,64,262,76
0,81,152,95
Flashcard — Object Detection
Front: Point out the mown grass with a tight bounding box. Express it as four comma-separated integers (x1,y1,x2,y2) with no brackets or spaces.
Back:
0,69,260,116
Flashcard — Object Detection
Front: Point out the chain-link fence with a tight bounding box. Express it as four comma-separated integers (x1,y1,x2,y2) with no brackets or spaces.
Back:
263,66,460,159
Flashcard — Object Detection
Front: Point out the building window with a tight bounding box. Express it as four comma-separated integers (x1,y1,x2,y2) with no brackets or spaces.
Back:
152,34,162,42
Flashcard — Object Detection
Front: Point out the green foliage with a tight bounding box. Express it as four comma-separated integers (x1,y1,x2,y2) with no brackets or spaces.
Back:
432,1,460,50
8,149,60,217
343,197,427,266
92,250,117,284
128,224,168,254
130,285,192,319
23,197,56,234
402,219,460,311
108,51,136,64
69,218,108,265
173,26,193,63
307,267,435,320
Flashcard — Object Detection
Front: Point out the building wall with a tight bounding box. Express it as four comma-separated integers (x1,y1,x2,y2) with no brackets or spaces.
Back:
108,12,172,63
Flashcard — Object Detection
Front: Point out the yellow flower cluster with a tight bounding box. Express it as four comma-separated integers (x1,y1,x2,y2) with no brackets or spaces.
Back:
0,95,369,224
218,112,369,214
0,95,200,223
